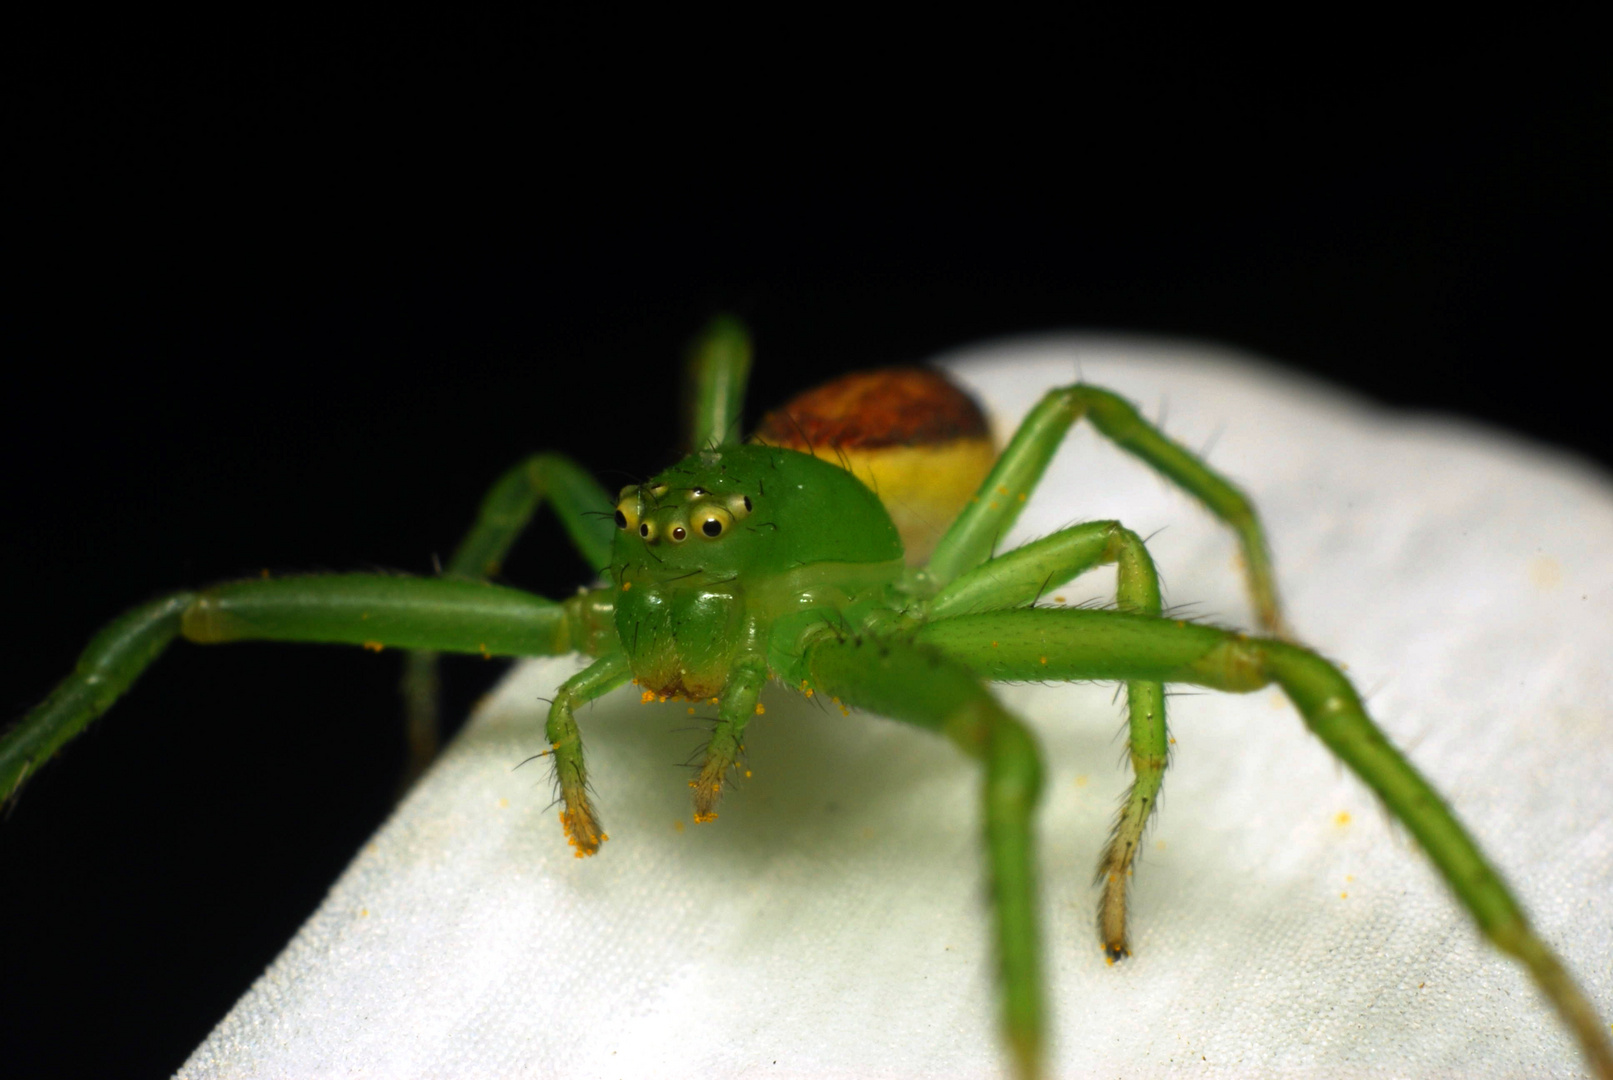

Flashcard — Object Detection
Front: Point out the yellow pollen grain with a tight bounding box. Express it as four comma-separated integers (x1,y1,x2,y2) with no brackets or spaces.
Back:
754,703,765,715
362,640,384,653
659,694,668,702
497,797,509,809
1340,892,1348,899
991,641,998,647
479,643,490,658
1334,811,1352,826
996,486,1008,496
744,770,752,778
709,697,719,705
694,811,717,824
641,690,656,704
1039,656,1048,665
1054,596,1065,603
622,581,632,591
359,907,369,918
687,706,695,714
1017,492,1026,502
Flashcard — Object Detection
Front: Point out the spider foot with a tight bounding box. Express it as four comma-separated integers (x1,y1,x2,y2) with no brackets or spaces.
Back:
559,802,608,857
691,727,743,823
1099,868,1132,962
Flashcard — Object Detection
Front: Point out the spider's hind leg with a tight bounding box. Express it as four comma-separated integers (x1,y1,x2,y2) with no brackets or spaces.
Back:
925,380,1285,636
927,516,1168,959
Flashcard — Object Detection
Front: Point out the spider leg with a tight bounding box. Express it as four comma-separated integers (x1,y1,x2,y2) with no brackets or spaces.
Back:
681,315,753,452
915,607,1613,1080
403,452,614,777
925,382,1286,636
928,519,1167,958
799,630,1047,1080
690,650,768,823
545,651,633,856
2,574,602,808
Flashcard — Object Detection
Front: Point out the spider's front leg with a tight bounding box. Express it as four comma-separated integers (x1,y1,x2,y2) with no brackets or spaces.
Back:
1,574,607,806
689,650,768,823
545,651,632,855
915,607,1613,1080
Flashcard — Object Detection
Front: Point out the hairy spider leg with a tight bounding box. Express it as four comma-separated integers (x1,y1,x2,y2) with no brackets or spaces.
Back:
403,317,754,777
545,651,633,856
800,631,1047,1080
914,607,1613,1080
690,651,768,823
925,382,1286,636
928,519,1167,959
0,574,603,806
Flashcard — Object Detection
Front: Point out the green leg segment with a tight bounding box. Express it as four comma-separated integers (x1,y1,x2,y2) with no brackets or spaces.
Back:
403,451,613,777
930,519,1169,957
915,607,1613,1078
2,574,587,807
545,651,633,856
925,383,1285,635
681,314,754,452
802,631,1047,1080
691,650,768,823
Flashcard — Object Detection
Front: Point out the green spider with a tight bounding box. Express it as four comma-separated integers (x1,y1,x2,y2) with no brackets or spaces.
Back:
3,319,1609,1080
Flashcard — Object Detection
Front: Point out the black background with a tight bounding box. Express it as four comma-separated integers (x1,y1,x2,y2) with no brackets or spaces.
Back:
2,31,1607,1079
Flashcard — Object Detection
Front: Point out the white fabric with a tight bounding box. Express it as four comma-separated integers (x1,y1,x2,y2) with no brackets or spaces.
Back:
182,337,1613,1079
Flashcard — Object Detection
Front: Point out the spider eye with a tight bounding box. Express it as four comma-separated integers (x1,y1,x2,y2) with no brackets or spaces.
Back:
613,510,627,529
727,493,752,520
670,525,688,543
691,486,709,496
697,506,733,538
639,521,655,540
615,496,641,531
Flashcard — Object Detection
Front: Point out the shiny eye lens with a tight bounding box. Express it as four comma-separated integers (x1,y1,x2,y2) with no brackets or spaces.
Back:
702,517,723,537
614,510,628,528
639,523,650,538
671,526,687,542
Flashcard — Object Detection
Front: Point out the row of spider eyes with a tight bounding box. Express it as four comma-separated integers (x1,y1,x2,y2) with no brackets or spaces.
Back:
615,485,754,543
